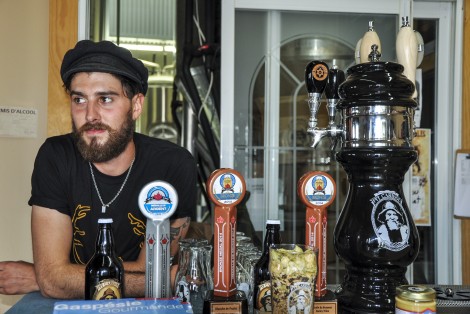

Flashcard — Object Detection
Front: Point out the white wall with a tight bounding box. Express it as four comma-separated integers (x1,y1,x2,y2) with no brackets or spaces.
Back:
0,0,49,311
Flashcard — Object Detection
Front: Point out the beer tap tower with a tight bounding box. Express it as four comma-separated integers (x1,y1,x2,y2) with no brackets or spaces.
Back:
138,181,178,298
305,21,421,313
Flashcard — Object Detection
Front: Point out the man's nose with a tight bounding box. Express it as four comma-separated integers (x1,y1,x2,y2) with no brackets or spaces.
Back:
86,102,100,122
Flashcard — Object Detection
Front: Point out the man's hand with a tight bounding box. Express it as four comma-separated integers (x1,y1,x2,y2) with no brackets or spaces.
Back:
0,261,39,295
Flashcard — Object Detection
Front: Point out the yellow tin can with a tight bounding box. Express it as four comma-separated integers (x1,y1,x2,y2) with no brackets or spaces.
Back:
395,285,436,313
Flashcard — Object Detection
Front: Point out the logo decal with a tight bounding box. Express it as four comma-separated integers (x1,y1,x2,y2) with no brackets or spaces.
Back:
371,190,410,251
287,283,313,313
211,173,243,204
138,181,178,220
312,64,328,81
305,175,335,205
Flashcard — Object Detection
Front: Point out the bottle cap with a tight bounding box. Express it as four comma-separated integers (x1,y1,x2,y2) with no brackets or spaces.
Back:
98,218,113,224
396,285,436,302
266,219,281,225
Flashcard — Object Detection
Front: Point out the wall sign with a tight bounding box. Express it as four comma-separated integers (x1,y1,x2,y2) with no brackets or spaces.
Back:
0,106,38,138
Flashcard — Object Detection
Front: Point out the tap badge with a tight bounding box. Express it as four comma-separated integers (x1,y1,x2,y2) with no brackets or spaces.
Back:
370,190,410,252
138,181,178,220
211,172,243,205
304,175,335,206
312,64,328,81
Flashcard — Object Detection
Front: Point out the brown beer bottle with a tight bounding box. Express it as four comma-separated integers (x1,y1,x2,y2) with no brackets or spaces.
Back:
253,220,281,313
85,218,124,300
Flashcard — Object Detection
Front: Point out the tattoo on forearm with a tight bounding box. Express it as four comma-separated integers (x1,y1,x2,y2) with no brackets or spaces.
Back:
170,217,191,243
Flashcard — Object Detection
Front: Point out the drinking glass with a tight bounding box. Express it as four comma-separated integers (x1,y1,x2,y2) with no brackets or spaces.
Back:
269,244,318,314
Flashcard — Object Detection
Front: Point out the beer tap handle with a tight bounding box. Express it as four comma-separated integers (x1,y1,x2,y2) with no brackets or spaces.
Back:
355,39,362,64
415,31,424,68
305,61,329,134
305,60,329,96
325,65,345,126
396,16,418,98
298,171,336,299
325,65,345,150
360,21,381,63
206,169,246,298
138,181,178,298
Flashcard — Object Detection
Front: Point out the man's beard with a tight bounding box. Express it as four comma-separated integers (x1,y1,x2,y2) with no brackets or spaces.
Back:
386,219,400,230
73,110,135,163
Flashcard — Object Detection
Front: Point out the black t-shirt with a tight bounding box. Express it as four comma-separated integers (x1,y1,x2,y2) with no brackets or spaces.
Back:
29,132,197,265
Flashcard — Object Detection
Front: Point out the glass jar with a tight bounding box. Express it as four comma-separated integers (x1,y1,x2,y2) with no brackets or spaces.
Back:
395,285,436,313
174,238,213,313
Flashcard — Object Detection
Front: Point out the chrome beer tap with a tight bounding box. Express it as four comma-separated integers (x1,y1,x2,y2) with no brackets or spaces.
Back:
305,60,345,149
305,61,329,148
324,65,345,150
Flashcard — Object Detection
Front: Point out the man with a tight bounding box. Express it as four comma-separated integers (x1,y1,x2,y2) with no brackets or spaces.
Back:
377,201,409,244
0,40,197,299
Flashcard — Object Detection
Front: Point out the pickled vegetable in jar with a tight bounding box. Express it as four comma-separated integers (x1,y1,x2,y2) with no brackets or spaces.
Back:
395,285,436,314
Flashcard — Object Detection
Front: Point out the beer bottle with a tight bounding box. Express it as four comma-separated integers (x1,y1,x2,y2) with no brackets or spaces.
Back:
85,218,124,300
253,220,281,313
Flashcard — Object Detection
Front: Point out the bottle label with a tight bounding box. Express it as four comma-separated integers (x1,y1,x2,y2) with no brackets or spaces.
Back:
93,278,122,300
286,282,313,314
255,281,272,313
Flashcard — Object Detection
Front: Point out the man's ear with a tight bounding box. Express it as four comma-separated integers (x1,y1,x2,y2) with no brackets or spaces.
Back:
132,93,144,120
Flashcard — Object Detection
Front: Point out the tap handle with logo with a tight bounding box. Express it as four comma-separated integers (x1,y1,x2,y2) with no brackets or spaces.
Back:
204,168,248,314
298,171,336,299
138,181,178,298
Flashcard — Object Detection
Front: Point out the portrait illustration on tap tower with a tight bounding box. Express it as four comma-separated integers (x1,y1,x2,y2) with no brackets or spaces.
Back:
371,191,411,252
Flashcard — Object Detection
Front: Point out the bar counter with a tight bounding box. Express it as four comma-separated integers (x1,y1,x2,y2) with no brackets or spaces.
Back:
6,285,470,314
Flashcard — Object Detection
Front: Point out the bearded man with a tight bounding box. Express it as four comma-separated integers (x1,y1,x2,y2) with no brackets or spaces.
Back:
0,40,197,300
377,201,409,243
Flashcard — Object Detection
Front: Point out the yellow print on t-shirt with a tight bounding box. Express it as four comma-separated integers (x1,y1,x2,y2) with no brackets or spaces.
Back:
128,213,146,248
71,204,91,264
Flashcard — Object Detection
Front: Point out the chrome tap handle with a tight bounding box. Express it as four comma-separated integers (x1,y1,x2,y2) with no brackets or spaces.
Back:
305,61,329,134
325,66,345,127
325,66,346,150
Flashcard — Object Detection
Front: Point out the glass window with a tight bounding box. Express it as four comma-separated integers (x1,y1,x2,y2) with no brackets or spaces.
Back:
233,9,438,285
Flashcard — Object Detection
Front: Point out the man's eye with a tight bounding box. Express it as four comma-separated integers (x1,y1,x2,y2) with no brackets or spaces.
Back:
101,96,112,103
73,97,86,104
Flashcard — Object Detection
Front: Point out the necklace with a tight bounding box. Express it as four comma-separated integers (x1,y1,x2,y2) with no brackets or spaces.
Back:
89,157,135,213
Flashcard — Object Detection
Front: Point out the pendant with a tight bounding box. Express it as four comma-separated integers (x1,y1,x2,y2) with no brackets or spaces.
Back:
102,205,107,213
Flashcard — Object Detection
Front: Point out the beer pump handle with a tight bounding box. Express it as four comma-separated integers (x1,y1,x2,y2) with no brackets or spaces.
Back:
325,66,345,125
298,171,336,299
396,16,419,99
138,181,178,298
305,61,329,96
415,30,425,68
360,21,381,63
305,61,329,136
325,66,345,150
206,169,246,298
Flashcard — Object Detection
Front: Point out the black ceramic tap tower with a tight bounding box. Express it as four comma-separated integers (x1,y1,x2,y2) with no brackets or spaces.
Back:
335,48,420,313
305,47,420,313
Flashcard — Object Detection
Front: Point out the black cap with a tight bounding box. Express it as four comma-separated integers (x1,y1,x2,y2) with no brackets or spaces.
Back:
60,40,149,95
